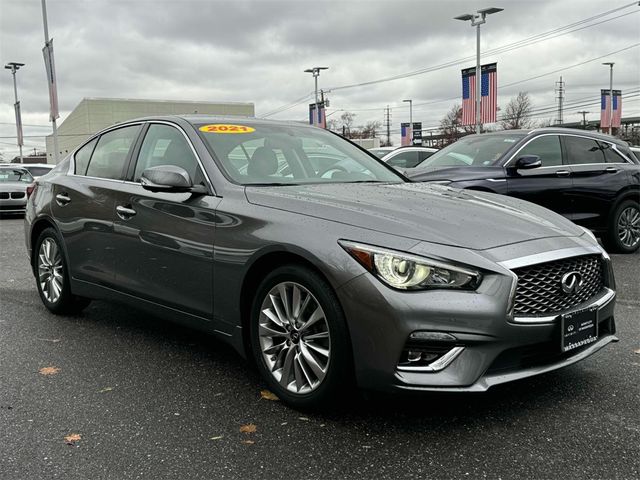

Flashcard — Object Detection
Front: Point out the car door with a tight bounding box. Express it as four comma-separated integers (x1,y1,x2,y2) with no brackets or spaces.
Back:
505,134,573,216
50,124,142,287
112,122,220,319
563,135,630,229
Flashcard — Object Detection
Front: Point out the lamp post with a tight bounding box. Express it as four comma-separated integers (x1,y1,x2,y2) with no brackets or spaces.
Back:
304,66,328,126
4,62,25,163
602,62,614,133
403,99,413,144
454,7,503,135
577,110,590,129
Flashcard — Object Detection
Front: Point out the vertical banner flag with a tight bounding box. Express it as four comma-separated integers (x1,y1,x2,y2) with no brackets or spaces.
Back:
42,39,60,121
600,90,622,130
461,63,497,126
309,103,326,128
400,122,412,146
412,122,423,146
14,101,23,147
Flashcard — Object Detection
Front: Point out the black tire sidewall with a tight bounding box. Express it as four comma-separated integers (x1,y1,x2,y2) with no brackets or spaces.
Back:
249,264,351,409
606,199,640,254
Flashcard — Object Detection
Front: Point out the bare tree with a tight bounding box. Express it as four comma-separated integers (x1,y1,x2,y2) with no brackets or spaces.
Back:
500,92,533,130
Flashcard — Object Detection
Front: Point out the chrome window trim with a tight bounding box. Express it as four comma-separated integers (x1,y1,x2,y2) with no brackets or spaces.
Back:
396,346,465,372
512,288,615,324
503,132,634,168
498,246,604,270
67,119,215,195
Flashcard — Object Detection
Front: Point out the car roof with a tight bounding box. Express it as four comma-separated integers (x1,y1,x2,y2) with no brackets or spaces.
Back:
22,163,53,168
119,114,313,130
0,164,29,170
477,127,629,146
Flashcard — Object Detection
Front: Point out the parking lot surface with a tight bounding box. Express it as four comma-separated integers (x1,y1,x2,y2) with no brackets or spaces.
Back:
1,217,638,479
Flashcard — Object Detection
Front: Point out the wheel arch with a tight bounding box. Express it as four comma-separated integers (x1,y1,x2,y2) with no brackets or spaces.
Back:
29,216,59,273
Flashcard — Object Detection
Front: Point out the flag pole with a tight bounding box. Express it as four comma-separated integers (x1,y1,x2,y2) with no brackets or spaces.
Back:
41,0,60,164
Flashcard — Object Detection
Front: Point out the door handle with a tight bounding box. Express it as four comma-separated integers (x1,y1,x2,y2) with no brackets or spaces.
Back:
555,170,570,177
116,205,137,219
605,167,618,173
55,193,71,206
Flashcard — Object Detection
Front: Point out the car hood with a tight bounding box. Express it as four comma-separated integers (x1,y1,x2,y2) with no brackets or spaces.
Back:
245,182,584,250
405,166,503,182
0,182,28,192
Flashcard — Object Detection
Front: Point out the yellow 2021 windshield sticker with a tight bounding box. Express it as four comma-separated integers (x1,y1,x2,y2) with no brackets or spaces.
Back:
199,124,255,134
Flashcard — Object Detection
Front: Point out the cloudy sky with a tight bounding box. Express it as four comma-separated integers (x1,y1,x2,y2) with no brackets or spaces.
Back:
1,0,639,159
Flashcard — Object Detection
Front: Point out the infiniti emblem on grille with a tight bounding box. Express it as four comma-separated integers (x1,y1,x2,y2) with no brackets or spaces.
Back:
561,271,584,294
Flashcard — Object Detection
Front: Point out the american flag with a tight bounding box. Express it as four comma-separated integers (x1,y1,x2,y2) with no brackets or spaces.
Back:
600,90,622,130
401,123,412,146
309,103,326,128
461,63,497,126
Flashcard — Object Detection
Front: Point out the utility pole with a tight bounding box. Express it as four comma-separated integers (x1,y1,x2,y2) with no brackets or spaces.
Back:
454,7,503,134
4,62,25,163
403,99,413,143
555,76,565,125
577,111,589,129
602,62,614,133
41,0,60,163
304,66,328,127
383,105,392,146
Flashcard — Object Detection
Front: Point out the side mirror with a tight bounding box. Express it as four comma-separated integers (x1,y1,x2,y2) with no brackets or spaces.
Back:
514,155,542,170
140,165,206,194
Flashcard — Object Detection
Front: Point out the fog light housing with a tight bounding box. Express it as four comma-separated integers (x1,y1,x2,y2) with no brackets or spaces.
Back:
397,332,465,372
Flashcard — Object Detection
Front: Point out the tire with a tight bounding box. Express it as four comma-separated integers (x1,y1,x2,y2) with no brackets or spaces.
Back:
249,264,352,410
603,199,640,254
34,228,91,314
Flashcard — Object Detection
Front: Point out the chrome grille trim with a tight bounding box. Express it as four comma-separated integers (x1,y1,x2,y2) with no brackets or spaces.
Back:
512,254,605,316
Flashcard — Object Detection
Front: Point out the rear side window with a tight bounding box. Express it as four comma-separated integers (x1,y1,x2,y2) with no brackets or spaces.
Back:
599,142,626,164
74,138,97,175
86,125,141,180
563,136,605,165
517,136,563,166
134,124,199,182
387,151,420,168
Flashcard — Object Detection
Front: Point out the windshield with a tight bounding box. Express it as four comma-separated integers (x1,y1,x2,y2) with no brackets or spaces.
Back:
196,122,403,185
413,134,526,169
0,168,33,183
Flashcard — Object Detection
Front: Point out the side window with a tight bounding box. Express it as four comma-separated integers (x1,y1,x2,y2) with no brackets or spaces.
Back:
517,136,563,167
563,136,605,165
387,151,419,168
418,150,435,163
599,142,626,164
134,124,200,182
74,138,98,175
86,125,140,180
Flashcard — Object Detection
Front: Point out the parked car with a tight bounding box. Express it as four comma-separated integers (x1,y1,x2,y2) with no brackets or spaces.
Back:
630,146,640,161
0,165,34,215
406,128,640,254
26,117,618,409
21,163,54,180
381,146,438,169
368,146,396,159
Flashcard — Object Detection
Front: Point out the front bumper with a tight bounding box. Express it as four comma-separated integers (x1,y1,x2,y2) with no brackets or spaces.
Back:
336,247,617,393
0,197,27,213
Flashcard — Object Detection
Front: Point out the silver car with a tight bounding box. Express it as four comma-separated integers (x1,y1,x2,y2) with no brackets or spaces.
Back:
25,116,617,409
0,165,33,215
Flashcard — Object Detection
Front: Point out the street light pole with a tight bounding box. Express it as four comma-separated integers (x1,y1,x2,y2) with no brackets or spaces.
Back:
602,62,614,134
304,67,328,127
577,111,589,129
403,99,413,143
4,62,25,163
455,7,503,135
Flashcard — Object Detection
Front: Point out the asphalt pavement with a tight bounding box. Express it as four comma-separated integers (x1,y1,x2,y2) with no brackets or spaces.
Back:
1,217,638,479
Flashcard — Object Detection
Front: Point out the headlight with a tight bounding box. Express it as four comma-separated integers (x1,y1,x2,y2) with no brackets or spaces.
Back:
339,241,482,291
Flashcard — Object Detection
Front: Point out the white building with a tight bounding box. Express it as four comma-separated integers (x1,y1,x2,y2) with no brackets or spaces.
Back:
45,97,255,163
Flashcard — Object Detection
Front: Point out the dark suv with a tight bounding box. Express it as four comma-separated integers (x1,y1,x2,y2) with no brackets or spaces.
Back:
406,128,640,253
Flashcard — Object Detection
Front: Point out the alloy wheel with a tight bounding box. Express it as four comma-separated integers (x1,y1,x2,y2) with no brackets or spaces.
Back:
617,206,640,249
38,238,63,303
258,282,331,394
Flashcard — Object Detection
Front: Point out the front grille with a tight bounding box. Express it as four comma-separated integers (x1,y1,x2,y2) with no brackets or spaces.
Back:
0,192,8,199
513,255,604,316
10,192,25,199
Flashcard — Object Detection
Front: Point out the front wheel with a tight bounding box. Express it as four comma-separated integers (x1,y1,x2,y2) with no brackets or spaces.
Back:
249,265,352,410
34,228,91,314
603,199,640,254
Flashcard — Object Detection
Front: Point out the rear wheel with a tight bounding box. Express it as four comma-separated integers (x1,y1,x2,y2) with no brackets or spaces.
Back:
249,264,352,410
603,199,640,254
34,228,91,314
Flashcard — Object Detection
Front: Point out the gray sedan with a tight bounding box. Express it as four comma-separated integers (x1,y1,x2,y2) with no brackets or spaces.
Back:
25,116,618,409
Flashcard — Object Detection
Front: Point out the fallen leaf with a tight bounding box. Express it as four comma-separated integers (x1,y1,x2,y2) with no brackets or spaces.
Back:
209,436,224,441
39,367,60,376
98,387,113,393
240,423,257,434
260,390,279,401
64,433,81,445
634,349,640,354
298,417,310,422
241,440,255,445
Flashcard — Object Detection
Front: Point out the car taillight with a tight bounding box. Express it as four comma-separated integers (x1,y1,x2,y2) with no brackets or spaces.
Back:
27,183,37,198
